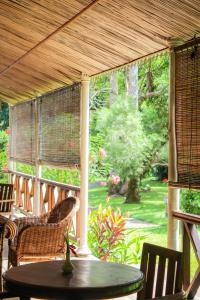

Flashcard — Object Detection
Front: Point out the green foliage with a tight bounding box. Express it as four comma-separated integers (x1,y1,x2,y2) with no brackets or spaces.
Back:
0,103,9,130
138,55,169,96
181,190,200,215
111,231,143,265
16,164,80,185
139,55,169,175
0,131,8,181
88,204,142,264
42,166,80,186
88,204,126,261
96,96,147,182
16,162,35,175
90,76,110,110
89,134,111,182
89,54,169,185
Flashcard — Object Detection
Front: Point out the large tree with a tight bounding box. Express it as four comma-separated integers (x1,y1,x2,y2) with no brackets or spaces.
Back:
110,71,118,106
89,54,169,202
125,64,138,109
96,96,147,203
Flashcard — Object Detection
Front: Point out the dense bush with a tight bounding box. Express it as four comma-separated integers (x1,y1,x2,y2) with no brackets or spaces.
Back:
153,164,168,181
89,134,111,183
181,190,200,215
16,162,35,175
0,131,8,181
42,166,80,186
16,163,80,186
88,204,142,264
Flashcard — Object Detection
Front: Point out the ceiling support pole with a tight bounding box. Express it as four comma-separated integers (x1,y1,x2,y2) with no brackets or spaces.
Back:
33,100,41,216
167,45,180,250
8,106,16,182
77,74,91,256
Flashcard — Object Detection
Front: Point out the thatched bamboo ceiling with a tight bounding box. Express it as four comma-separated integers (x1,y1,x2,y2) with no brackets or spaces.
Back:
0,0,200,104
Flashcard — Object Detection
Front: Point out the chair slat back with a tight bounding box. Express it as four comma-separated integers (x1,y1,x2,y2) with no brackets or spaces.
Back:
137,243,183,300
0,184,14,212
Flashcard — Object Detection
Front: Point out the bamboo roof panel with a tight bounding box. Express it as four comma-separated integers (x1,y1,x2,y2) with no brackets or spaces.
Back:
0,0,200,103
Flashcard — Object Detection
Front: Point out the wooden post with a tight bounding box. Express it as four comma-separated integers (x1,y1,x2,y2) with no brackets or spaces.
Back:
167,45,180,250
33,100,41,216
77,74,91,256
8,105,16,183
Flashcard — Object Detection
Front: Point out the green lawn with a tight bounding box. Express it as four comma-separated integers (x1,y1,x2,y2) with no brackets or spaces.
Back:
89,180,198,276
89,180,168,223
89,180,168,245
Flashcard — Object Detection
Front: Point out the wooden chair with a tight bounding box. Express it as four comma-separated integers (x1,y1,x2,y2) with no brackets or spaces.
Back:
0,184,14,218
8,196,79,267
137,243,186,300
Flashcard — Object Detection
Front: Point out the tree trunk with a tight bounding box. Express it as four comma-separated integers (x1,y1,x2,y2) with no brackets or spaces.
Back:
125,178,140,203
125,64,138,109
110,71,118,106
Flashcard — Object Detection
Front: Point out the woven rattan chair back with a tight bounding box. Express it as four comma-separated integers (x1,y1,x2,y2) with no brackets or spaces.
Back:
47,197,77,224
0,184,14,213
8,197,79,266
137,243,185,300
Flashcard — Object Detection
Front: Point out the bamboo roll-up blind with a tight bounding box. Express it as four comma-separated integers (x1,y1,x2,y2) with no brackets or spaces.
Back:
170,38,200,189
39,83,80,167
10,101,36,165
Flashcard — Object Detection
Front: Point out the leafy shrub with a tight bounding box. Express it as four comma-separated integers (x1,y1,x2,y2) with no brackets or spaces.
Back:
16,163,80,186
111,232,143,265
88,204,142,264
16,162,35,175
181,190,200,215
89,134,111,182
0,131,9,181
42,166,80,186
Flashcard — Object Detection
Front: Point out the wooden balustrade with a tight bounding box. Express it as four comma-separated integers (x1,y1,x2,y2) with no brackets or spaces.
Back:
173,211,200,299
7,170,80,240
10,171,34,213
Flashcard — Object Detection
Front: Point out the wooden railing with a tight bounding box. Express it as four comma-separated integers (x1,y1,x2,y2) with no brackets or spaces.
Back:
7,170,80,240
173,211,200,299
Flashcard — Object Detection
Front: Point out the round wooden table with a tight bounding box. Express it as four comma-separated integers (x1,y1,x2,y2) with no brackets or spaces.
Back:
3,260,143,299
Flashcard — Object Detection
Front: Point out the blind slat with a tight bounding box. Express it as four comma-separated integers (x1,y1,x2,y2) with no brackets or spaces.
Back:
10,101,35,165
170,41,200,188
39,83,80,167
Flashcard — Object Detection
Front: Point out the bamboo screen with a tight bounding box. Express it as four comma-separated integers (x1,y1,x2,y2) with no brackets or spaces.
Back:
10,101,36,165
38,83,80,167
171,39,200,189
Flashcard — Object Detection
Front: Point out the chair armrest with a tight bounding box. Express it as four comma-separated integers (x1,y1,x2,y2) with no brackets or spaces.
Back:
14,214,48,231
16,223,66,256
4,220,17,239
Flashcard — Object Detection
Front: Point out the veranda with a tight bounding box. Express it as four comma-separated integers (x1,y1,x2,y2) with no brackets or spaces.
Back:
1,1,200,299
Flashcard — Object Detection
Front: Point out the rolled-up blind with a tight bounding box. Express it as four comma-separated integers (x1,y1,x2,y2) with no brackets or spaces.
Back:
39,83,80,167
10,101,36,165
170,38,200,189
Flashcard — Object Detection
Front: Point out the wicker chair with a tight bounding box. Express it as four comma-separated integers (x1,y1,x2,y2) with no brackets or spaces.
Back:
8,196,79,267
137,243,186,300
0,184,14,218
0,220,18,298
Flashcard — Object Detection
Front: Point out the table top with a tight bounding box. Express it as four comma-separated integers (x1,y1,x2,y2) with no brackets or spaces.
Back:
3,260,143,299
